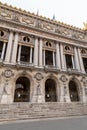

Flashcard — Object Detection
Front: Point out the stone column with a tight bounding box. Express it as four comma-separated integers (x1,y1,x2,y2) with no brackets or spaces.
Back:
60,44,66,71
53,51,55,67
56,43,61,69
34,37,38,66
5,31,13,63
1,42,6,60
43,50,45,66
72,55,75,69
74,47,80,71
30,47,32,63
78,48,85,73
39,38,43,67
17,45,21,63
11,32,19,64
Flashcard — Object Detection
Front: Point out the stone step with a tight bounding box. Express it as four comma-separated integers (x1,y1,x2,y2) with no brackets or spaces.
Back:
0,102,87,122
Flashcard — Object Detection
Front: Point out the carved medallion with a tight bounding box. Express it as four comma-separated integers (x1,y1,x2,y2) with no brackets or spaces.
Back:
60,75,67,82
2,69,14,78
34,73,43,81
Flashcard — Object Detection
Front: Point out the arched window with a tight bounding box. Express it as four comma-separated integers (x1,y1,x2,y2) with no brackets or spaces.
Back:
45,79,57,102
69,80,79,102
14,77,30,102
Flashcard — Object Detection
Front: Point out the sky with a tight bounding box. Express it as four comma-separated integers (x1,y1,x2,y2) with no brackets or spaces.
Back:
0,0,87,28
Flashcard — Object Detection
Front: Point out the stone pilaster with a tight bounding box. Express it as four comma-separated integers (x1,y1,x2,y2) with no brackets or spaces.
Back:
59,75,70,102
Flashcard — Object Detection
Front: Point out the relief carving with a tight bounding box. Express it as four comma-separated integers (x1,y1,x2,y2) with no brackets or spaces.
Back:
2,69,14,78
0,11,12,19
34,72,43,81
60,75,68,82
21,17,35,25
43,23,54,31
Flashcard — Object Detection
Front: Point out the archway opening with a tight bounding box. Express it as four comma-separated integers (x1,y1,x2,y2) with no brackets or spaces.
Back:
69,80,79,102
14,77,30,102
45,79,57,102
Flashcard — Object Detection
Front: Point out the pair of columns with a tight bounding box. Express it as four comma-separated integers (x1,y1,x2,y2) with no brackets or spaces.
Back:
73,47,85,73
60,44,85,73
32,37,56,67
5,31,19,64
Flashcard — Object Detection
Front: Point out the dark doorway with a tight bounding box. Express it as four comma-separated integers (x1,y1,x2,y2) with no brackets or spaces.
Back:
69,80,79,102
14,77,30,102
45,79,57,102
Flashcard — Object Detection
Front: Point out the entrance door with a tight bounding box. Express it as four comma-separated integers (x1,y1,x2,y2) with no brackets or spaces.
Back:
14,77,30,102
45,79,57,102
69,80,79,102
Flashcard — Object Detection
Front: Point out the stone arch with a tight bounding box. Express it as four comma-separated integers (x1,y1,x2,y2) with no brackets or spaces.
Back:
45,75,58,102
68,78,81,102
13,72,34,102
14,76,30,102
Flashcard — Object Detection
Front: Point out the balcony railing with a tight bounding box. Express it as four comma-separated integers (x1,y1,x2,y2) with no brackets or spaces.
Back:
17,61,33,67
67,68,81,74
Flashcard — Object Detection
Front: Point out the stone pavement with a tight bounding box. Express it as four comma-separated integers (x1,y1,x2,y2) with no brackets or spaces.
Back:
0,116,87,130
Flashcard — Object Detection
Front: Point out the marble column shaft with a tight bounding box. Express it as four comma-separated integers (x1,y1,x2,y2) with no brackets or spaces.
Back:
56,43,61,69
11,32,19,64
60,44,66,70
5,31,13,62
1,42,6,60
74,47,80,71
78,48,85,73
39,38,43,67
17,45,21,62
34,37,38,66
30,47,33,63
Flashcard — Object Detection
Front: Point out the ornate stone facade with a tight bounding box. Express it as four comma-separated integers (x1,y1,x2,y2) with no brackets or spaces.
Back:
0,2,87,104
